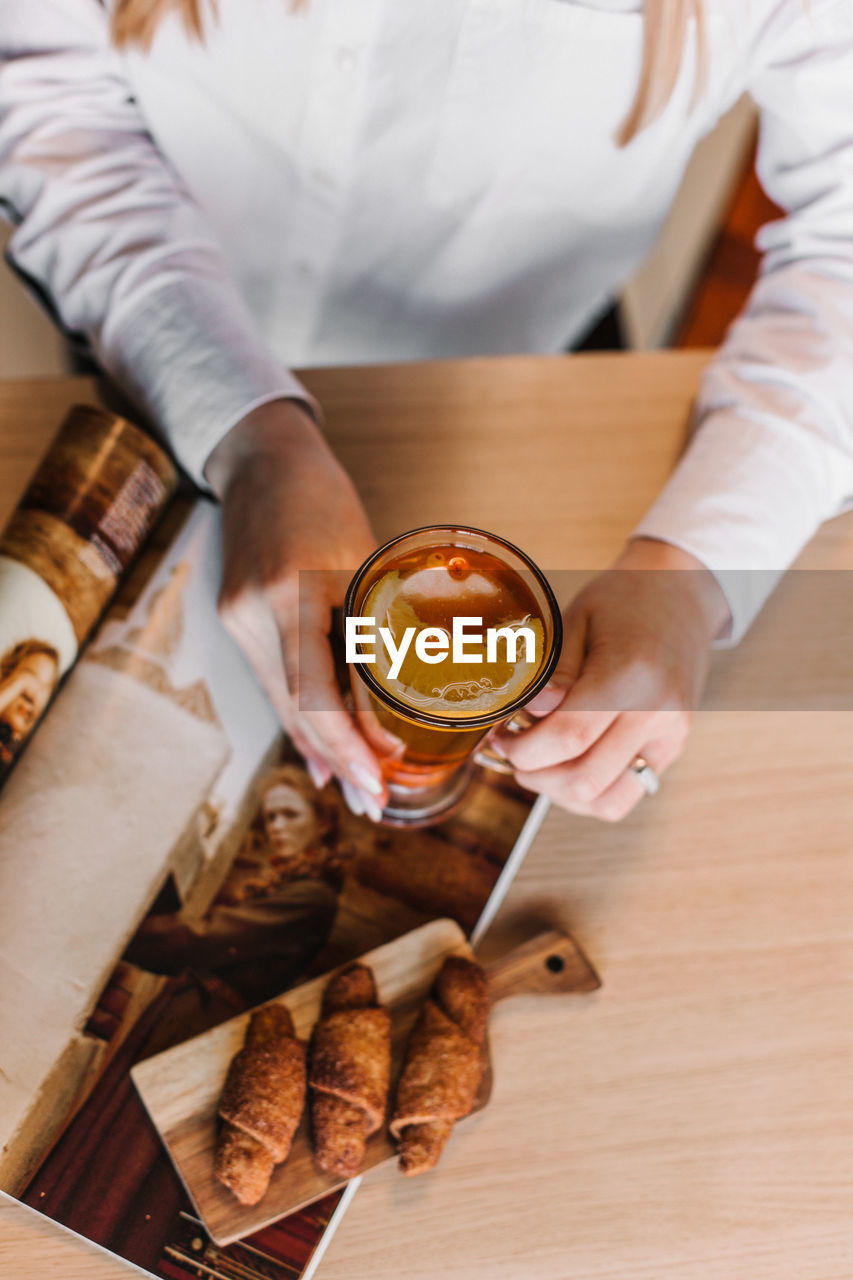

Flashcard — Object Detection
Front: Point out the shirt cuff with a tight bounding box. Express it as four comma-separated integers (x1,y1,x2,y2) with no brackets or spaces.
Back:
631,407,834,645
96,274,319,489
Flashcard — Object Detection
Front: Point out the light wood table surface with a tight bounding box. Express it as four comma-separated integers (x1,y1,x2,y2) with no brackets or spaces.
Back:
1,353,852,1280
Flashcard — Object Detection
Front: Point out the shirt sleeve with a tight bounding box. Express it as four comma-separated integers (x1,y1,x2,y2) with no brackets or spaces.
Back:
632,0,853,643
0,0,315,487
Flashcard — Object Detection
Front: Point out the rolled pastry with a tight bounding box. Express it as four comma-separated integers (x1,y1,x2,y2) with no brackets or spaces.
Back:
309,962,391,1179
215,1003,306,1204
390,954,488,1175
214,1123,275,1207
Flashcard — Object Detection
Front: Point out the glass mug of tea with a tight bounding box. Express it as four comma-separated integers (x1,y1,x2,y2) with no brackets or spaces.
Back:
344,525,562,826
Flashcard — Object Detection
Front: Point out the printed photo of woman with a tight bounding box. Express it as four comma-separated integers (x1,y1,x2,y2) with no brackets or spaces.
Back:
124,763,353,1002
0,639,60,779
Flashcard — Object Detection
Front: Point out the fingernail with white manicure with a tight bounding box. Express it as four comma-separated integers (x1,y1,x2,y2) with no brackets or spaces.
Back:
362,794,384,823
349,762,384,797
306,758,331,790
341,779,366,816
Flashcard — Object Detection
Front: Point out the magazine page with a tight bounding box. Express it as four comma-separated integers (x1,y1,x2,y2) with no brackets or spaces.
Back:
0,405,177,789
1,489,544,1280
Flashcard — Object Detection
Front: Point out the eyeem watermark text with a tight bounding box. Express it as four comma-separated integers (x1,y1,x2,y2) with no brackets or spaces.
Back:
346,616,537,680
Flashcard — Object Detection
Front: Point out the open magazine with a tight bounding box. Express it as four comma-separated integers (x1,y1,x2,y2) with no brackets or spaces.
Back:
0,406,549,1280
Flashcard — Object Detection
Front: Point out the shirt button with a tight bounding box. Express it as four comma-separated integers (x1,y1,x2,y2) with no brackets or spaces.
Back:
295,260,313,279
335,46,358,74
311,167,335,190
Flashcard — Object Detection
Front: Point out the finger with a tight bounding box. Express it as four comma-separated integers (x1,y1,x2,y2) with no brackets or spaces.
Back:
514,721,687,821
507,711,654,808
493,596,676,773
352,696,407,760
340,779,384,823
522,596,589,719
522,680,569,720
220,587,385,799
493,600,601,763
495,693,618,775
272,591,386,796
305,756,333,790
218,584,297,728
580,728,686,821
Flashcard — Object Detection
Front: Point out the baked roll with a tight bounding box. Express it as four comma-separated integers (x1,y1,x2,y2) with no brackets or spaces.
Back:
390,954,488,1175
214,1123,275,1207
309,962,391,1179
215,1003,306,1204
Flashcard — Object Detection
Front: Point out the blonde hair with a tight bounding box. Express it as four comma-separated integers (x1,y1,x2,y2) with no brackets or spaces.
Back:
110,0,705,145
111,0,209,49
619,0,706,145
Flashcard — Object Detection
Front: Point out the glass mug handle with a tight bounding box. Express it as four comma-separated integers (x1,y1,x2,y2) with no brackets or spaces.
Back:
474,709,537,775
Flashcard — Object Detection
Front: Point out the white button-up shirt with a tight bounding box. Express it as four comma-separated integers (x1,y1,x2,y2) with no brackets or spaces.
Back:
2,0,852,638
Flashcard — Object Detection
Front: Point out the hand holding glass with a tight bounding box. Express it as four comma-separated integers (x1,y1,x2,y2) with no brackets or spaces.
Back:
344,526,562,826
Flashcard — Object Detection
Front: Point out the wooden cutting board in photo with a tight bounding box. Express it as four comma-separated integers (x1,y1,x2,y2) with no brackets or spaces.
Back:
131,917,599,1246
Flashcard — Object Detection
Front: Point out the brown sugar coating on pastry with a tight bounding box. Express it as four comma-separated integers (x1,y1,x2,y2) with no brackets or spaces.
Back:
311,1005,391,1132
396,1118,455,1177
390,954,488,1176
218,1037,306,1161
322,962,378,1013
309,962,391,1179
214,1121,276,1206
214,1002,306,1203
245,1002,295,1047
310,1092,371,1182
391,1002,483,1125
434,955,488,1045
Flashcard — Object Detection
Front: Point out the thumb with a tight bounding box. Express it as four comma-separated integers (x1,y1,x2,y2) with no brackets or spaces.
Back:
523,599,589,719
273,591,386,798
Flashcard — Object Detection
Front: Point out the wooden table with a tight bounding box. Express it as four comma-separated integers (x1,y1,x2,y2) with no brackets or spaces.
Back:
2,353,852,1279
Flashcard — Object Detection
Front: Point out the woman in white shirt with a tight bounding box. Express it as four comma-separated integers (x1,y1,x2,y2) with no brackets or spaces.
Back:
1,0,851,821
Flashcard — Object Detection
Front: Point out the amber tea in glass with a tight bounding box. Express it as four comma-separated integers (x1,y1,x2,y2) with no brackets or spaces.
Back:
344,526,562,826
